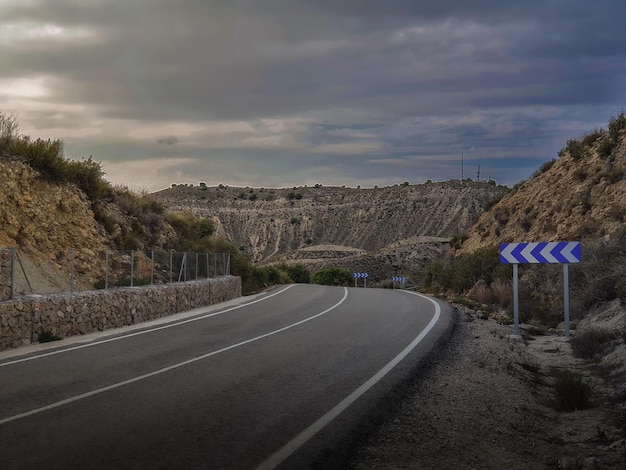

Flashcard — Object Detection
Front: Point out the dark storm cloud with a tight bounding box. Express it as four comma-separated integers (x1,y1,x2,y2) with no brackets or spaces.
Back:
1,0,625,188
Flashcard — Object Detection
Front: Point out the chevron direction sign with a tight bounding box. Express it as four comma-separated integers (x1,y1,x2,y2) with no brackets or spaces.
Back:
353,272,369,288
391,276,406,282
500,242,581,264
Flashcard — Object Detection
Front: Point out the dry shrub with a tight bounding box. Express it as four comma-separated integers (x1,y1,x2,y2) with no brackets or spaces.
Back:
491,278,512,308
468,280,492,304
570,328,618,359
552,369,595,412
570,232,626,315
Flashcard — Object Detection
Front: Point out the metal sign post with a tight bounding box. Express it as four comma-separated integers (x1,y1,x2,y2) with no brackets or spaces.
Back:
353,272,369,288
500,241,581,337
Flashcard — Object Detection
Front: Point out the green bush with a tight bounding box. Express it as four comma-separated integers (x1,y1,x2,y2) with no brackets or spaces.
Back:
595,110,626,158
423,247,510,293
1,111,114,201
279,263,311,283
608,109,626,142
450,233,468,250
312,267,353,286
552,369,594,412
562,138,587,161
582,129,604,147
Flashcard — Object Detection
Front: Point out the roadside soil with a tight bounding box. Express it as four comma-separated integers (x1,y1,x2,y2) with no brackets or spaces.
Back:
350,303,626,469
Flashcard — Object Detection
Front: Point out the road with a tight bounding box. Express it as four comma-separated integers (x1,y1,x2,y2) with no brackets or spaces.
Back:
0,284,453,469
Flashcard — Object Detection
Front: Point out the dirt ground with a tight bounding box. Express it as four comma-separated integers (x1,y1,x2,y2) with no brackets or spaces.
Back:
350,302,626,470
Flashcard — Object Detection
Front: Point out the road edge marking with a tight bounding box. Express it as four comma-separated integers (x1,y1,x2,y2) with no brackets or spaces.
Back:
0,285,297,367
0,287,349,425
256,290,442,470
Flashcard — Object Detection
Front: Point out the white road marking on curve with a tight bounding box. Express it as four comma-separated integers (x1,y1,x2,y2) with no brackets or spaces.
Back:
256,290,442,470
0,288,349,425
0,285,296,367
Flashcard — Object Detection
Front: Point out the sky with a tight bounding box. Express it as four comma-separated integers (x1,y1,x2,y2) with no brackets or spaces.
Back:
1,0,625,191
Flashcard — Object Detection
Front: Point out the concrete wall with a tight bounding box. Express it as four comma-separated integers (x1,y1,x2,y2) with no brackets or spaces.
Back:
0,276,241,351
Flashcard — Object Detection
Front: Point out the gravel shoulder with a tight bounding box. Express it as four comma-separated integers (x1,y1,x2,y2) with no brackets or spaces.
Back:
350,304,626,469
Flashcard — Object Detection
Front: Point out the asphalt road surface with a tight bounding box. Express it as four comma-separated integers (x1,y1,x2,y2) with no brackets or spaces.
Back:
0,284,453,469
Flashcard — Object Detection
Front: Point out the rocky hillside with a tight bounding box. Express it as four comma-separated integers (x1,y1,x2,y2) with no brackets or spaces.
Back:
461,115,626,252
0,156,176,294
0,158,109,292
153,181,506,282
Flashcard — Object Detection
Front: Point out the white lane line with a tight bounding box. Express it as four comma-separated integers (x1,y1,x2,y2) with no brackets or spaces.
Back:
0,285,297,367
256,290,442,470
0,288,349,426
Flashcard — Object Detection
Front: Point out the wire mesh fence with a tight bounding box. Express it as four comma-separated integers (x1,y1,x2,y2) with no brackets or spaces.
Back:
0,248,231,300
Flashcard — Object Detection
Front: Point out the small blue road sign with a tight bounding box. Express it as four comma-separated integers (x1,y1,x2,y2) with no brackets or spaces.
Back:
391,276,406,282
353,272,369,278
500,242,581,264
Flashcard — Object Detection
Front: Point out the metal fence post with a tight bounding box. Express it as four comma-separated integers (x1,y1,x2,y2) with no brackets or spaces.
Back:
151,250,155,285
130,250,135,287
10,248,15,299
70,248,75,294
169,250,173,284
564,264,570,337
105,250,109,290
513,263,519,336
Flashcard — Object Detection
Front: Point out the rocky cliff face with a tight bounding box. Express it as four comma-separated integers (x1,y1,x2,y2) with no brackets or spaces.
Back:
0,158,109,292
154,181,506,282
461,127,626,253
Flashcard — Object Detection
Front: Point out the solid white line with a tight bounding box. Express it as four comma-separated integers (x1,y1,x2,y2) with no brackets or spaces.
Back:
255,290,442,470
0,285,297,367
0,287,348,426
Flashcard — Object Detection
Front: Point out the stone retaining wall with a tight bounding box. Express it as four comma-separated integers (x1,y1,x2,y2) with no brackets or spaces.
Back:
0,276,241,351
0,249,12,302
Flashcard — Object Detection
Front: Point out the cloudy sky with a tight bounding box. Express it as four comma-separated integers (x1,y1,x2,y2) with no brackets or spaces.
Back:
2,0,625,190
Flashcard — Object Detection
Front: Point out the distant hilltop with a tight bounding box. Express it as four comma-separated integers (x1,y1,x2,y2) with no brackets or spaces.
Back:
153,180,506,281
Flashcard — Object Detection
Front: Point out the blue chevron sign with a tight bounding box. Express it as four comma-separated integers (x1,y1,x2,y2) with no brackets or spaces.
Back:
500,242,581,264
353,272,369,278
392,276,406,282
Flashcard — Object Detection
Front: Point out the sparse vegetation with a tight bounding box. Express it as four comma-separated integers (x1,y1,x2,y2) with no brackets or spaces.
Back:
560,138,588,161
311,267,353,286
423,246,511,294
552,369,594,412
450,233,468,250
570,329,618,359
532,158,557,177
1,112,114,202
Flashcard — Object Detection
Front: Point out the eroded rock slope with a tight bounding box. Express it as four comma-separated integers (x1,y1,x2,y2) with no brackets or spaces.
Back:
154,181,505,282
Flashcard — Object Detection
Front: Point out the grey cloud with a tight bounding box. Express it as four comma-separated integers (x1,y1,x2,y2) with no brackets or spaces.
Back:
157,136,179,146
2,0,625,189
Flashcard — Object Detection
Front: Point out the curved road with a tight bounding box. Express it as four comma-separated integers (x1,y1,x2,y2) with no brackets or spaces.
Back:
0,284,453,469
